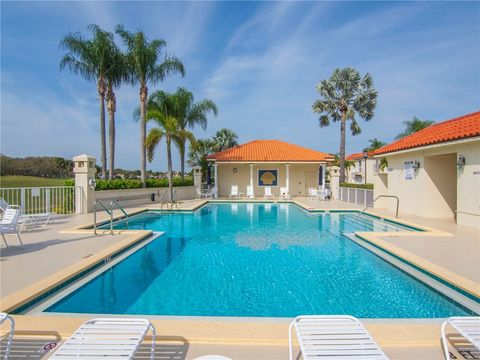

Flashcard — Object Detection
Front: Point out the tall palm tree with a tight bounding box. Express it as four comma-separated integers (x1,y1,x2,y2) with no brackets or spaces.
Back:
173,88,218,179
395,117,435,140
116,25,185,187
213,128,238,151
188,139,216,183
145,91,194,201
363,138,386,152
60,24,114,179
312,67,377,182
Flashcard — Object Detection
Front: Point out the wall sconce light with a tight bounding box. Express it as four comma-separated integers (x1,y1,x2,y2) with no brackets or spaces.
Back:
413,161,420,170
456,155,466,167
233,167,238,173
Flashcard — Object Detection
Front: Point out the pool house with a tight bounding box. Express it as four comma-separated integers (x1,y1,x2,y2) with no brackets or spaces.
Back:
207,139,334,198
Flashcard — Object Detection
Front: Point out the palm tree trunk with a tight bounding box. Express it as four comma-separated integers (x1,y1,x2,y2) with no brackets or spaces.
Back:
180,141,185,179
339,112,346,183
140,84,148,187
98,79,107,179
107,86,116,180
166,137,174,202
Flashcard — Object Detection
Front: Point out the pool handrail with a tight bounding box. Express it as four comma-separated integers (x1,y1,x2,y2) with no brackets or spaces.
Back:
353,195,399,221
93,199,111,235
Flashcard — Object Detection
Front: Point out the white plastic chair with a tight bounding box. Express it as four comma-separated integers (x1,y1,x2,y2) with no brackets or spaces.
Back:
0,206,23,247
0,313,15,360
264,187,274,199
246,185,255,199
289,315,389,360
0,198,9,213
229,185,239,198
308,187,318,200
441,316,480,360
280,187,290,200
50,317,156,360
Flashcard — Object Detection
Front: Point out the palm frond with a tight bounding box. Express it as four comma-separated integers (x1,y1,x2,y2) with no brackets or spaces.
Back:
145,128,164,162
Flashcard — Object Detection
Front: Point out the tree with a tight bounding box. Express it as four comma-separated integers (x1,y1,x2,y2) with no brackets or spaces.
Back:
363,138,386,152
395,117,435,140
60,24,116,179
312,67,377,182
188,139,216,183
116,25,185,187
145,91,194,201
213,128,238,152
173,88,218,179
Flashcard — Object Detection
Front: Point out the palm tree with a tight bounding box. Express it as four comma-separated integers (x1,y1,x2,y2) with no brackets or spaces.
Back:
188,139,216,183
116,25,185,187
213,128,238,152
60,24,115,179
173,88,218,179
312,67,377,182
395,117,435,140
145,91,194,201
363,138,386,152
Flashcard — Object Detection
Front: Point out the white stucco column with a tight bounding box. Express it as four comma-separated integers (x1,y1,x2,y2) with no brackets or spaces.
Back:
249,164,254,188
73,154,97,214
285,164,290,193
214,163,218,198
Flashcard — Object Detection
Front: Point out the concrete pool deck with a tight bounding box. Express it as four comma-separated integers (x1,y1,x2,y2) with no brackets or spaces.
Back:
1,198,479,359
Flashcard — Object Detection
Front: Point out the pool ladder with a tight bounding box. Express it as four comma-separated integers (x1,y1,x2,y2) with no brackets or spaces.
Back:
93,199,129,235
159,189,179,211
353,195,399,222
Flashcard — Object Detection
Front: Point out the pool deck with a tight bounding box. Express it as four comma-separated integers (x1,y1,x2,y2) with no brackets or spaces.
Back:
1,197,479,359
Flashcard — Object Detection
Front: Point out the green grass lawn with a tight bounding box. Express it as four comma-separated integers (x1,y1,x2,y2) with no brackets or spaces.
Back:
0,176,71,188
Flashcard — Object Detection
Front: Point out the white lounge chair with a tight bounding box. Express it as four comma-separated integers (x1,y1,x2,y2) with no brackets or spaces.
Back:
308,187,318,200
264,187,274,199
280,186,290,200
0,198,9,213
246,185,255,199
441,316,480,360
0,313,15,360
289,315,389,360
229,185,239,198
50,317,156,360
0,206,23,247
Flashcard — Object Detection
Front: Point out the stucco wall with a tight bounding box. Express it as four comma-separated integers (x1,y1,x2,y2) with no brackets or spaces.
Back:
216,163,323,197
378,138,479,228
95,186,196,208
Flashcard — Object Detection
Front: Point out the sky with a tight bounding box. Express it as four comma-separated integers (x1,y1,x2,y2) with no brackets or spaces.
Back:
1,1,479,171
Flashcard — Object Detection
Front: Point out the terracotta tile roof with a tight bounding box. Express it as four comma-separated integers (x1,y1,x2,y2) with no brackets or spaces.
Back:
208,140,334,162
375,111,480,155
346,152,374,160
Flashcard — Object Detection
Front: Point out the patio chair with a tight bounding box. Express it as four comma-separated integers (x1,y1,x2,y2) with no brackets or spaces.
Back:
441,316,480,360
0,198,8,213
264,187,274,199
0,206,23,247
246,185,255,199
229,185,239,198
289,315,389,360
308,187,318,200
19,212,52,231
0,313,15,360
280,187,291,200
50,317,156,360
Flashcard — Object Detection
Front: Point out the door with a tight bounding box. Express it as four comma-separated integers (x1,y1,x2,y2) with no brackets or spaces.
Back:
304,172,318,196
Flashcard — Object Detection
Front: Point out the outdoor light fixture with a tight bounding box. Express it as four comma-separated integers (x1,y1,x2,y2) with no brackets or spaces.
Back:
457,155,466,167
233,167,238,173
413,161,420,170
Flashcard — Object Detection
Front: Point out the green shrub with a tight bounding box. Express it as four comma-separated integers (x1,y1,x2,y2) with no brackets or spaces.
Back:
95,176,193,191
64,179,75,186
340,182,374,190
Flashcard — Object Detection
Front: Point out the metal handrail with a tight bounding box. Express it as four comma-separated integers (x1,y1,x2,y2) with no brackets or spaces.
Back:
353,195,400,220
159,190,168,211
93,199,111,235
110,199,129,231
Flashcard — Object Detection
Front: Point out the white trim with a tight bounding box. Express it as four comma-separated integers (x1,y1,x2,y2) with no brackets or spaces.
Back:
374,136,480,158
207,160,329,164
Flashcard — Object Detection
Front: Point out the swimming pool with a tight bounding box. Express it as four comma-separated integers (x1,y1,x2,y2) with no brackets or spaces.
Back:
44,203,471,318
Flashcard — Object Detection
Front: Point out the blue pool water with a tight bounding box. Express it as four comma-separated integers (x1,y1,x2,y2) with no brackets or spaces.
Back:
46,203,470,318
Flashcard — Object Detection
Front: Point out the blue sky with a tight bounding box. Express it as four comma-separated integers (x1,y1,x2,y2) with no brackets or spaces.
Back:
2,1,479,171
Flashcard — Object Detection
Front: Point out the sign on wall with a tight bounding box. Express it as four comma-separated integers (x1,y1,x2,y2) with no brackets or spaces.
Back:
404,161,414,180
258,170,278,186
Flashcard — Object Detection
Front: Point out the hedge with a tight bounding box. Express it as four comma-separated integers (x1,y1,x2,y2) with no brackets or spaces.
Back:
64,177,194,190
340,182,374,190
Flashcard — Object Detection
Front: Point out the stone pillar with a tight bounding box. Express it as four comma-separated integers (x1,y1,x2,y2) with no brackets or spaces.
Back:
213,163,218,198
329,166,340,200
73,154,97,214
193,166,202,194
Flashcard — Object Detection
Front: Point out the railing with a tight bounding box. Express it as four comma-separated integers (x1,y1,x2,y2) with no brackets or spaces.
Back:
0,186,83,214
93,199,111,235
338,187,374,206
353,195,400,220
111,199,128,229
159,189,179,211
